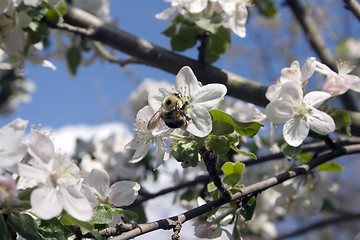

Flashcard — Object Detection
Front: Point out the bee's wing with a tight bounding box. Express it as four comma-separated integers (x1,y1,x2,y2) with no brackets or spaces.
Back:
147,109,163,130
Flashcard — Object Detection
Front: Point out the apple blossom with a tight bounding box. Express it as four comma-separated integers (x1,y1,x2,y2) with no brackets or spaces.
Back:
266,57,317,101
84,168,140,207
148,66,227,137
155,0,208,20
18,131,93,221
265,81,335,147
216,0,253,38
316,60,360,97
125,105,171,168
0,174,18,201
0,118,28,170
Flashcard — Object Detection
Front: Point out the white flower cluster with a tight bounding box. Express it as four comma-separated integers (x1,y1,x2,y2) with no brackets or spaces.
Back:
265,57,360,147
125,66,227,169
0,118,140,221
156,0,253,38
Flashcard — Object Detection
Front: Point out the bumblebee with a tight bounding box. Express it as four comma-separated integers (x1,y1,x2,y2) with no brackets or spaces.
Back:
148,93,189,130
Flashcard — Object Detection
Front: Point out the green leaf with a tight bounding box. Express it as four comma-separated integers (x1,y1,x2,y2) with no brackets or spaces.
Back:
254,0,277,18
221,162,245,176
170,23,198,51
211,120,234,135
281,143,301,160
328,108,352,136
240,196,257,221
221,162,245,186
38,218,72,240
17,3,49,21
91,205,113,225
66,47,81,75
207,182,217,193
205,27,231,63
122,210,139,222
8,213,40,240
296,152,312,164
125,205,147,224
44,8,64,24
0,214,12,240
230,144,257,159
318,162,344,172
208,135,230,155
60,213,93,234
194,12,223,34
210,110,263,138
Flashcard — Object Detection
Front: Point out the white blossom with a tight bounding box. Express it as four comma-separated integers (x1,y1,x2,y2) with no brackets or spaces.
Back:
265,81,335,147
148,66,227,137
124,105,171,168
0,118,28,170
18,131,93,221
84,168,140,207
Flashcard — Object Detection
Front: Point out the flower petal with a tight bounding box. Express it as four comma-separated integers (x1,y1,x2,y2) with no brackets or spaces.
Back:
108,181,140,207
59,183,93,222
28,132,54,163
307,109,335,135
283,117,309,147
31,185,62,220
88,168,110,200
175,66,200,96
266,83,282,102
280,81,303,102
129,142,150,163
303,91,331,108
148,88,172,112
191,84,227,110
154,140,169,169
265,100,293,124
301,57,316,82
187,106,212,137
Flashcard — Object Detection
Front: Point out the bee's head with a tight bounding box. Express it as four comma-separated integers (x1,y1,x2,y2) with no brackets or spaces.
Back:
163,93,183,111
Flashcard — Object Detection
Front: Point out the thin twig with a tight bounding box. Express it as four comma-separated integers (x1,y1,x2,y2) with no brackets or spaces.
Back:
285,0,358,112
273,212,360,240
108,144,360,240
343,0,360,21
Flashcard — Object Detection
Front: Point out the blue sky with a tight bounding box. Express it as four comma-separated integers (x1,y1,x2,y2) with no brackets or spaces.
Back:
0,0,357,130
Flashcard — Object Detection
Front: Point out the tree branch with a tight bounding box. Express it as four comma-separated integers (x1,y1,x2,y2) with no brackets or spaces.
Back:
286,0,359,112
53,5,360,135
105,144,360,240
343,0,360,21
273,212,360,240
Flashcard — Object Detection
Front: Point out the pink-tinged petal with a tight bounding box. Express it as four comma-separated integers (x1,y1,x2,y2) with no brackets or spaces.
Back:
129,142,150,163
175,66,200,96
303,91,331,108
31,185,62,220
301,57,316,82
59,184,93,222
108,181,140,207
191,84,227,109
307,109,335,135
280,81,303,102
265,100,293,124
88,168,110,200
28,132,54,163
283,117,309,147
81,184,98,208
148,88,172,112
187,106,212,137
322,75,348,97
